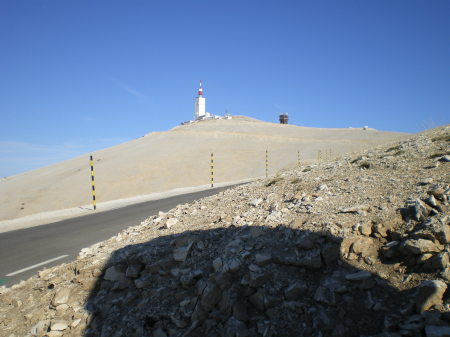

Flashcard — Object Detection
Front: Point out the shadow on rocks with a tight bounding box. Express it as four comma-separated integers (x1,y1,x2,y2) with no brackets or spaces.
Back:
82,225,449,337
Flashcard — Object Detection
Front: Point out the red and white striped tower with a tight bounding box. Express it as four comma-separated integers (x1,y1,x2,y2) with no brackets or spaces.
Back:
195,80,206,120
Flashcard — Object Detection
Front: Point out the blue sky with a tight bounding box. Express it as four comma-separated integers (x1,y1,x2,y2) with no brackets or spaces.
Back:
1,0,449,177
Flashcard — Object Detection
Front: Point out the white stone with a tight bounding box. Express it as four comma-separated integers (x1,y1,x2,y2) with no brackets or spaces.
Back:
104,266,125,282
173,243,193,262
71,319,82,327
249,198,262,207
166,218,178,228
52,288,71,306
51,320,68,331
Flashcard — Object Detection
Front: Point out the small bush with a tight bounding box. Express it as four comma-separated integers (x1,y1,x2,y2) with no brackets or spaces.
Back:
431,134,450,142
360,161,371,169
393,150,405,156
302,168,311,172
291,178,300,184
386,145,402,153
429,151,450,159
266,176,283,187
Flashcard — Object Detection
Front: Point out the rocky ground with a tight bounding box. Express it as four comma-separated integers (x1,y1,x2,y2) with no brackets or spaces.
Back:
0,126,449,337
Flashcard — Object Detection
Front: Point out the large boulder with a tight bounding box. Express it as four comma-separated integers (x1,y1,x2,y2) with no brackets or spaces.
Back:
403,239,443,255
415,280,447,312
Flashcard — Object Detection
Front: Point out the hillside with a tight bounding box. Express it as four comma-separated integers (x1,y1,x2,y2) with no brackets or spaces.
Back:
0,117,408,223
0,125,448,337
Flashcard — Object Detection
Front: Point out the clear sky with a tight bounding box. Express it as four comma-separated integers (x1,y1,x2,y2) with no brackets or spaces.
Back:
1,0,449,177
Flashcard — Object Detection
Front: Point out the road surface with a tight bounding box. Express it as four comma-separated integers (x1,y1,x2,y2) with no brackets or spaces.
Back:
0,186,233,287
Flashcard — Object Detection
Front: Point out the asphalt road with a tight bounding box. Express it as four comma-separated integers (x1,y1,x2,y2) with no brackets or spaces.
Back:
0,186,233,287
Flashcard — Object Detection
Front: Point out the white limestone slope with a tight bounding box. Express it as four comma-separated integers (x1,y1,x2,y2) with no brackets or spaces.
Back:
0,116,408,225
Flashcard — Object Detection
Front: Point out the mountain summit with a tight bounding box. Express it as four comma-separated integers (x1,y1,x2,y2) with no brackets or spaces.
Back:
0,117,407,222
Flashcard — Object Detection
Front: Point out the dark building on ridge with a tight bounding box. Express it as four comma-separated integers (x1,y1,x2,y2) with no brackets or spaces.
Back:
279,113,288,124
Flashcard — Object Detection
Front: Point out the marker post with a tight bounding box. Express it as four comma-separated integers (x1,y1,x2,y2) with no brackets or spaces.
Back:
265,149,268,178
89,155,96,210
210,153,214,188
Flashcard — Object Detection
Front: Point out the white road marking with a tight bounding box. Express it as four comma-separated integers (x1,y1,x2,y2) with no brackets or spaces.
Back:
6,255,69,276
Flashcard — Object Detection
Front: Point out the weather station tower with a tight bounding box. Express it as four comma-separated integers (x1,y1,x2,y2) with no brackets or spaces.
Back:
194,80,206,120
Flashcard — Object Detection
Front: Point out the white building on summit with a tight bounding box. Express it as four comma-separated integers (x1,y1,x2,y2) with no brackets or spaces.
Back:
194,80,206,120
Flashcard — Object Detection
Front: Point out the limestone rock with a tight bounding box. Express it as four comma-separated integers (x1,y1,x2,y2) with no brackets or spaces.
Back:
104,266,126,282
314,286,336,305
419,178,434,185
316,184,328,191
415,280,447,312
173,242,193,262
374,223,389,237
225,317,249,337
255,253,272,266
30,320,47,335
201,281,222,311
351,236,379,257
403,199,429,221
134,274,152,289
422,252,449,271
51,288,71,306
425,325,450,337
424,195,438,208
296,250,323,269
284,281,307,301
153,327,168,337
125,264,142,278
403,239,443,255
340,204,370,213
249,198,262,207
225,258,241,272
359,222,373,236
433,223,450,244
71,318,82,328
165,218,178,229
441,268,450,282
212,257,223,272
428,188,446,200
345,271,372,281
51,320,69,331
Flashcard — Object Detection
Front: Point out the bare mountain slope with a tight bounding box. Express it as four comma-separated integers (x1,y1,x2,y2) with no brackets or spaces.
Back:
0,125,448,337
0,116,408,222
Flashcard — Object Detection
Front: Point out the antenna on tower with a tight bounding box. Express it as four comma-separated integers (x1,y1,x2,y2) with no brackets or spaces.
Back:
198,80,203,96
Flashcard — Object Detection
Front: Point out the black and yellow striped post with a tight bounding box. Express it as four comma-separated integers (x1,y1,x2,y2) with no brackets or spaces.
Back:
210,153,214,188
297,150,300,167
89,155,96,210
265,149,268,178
